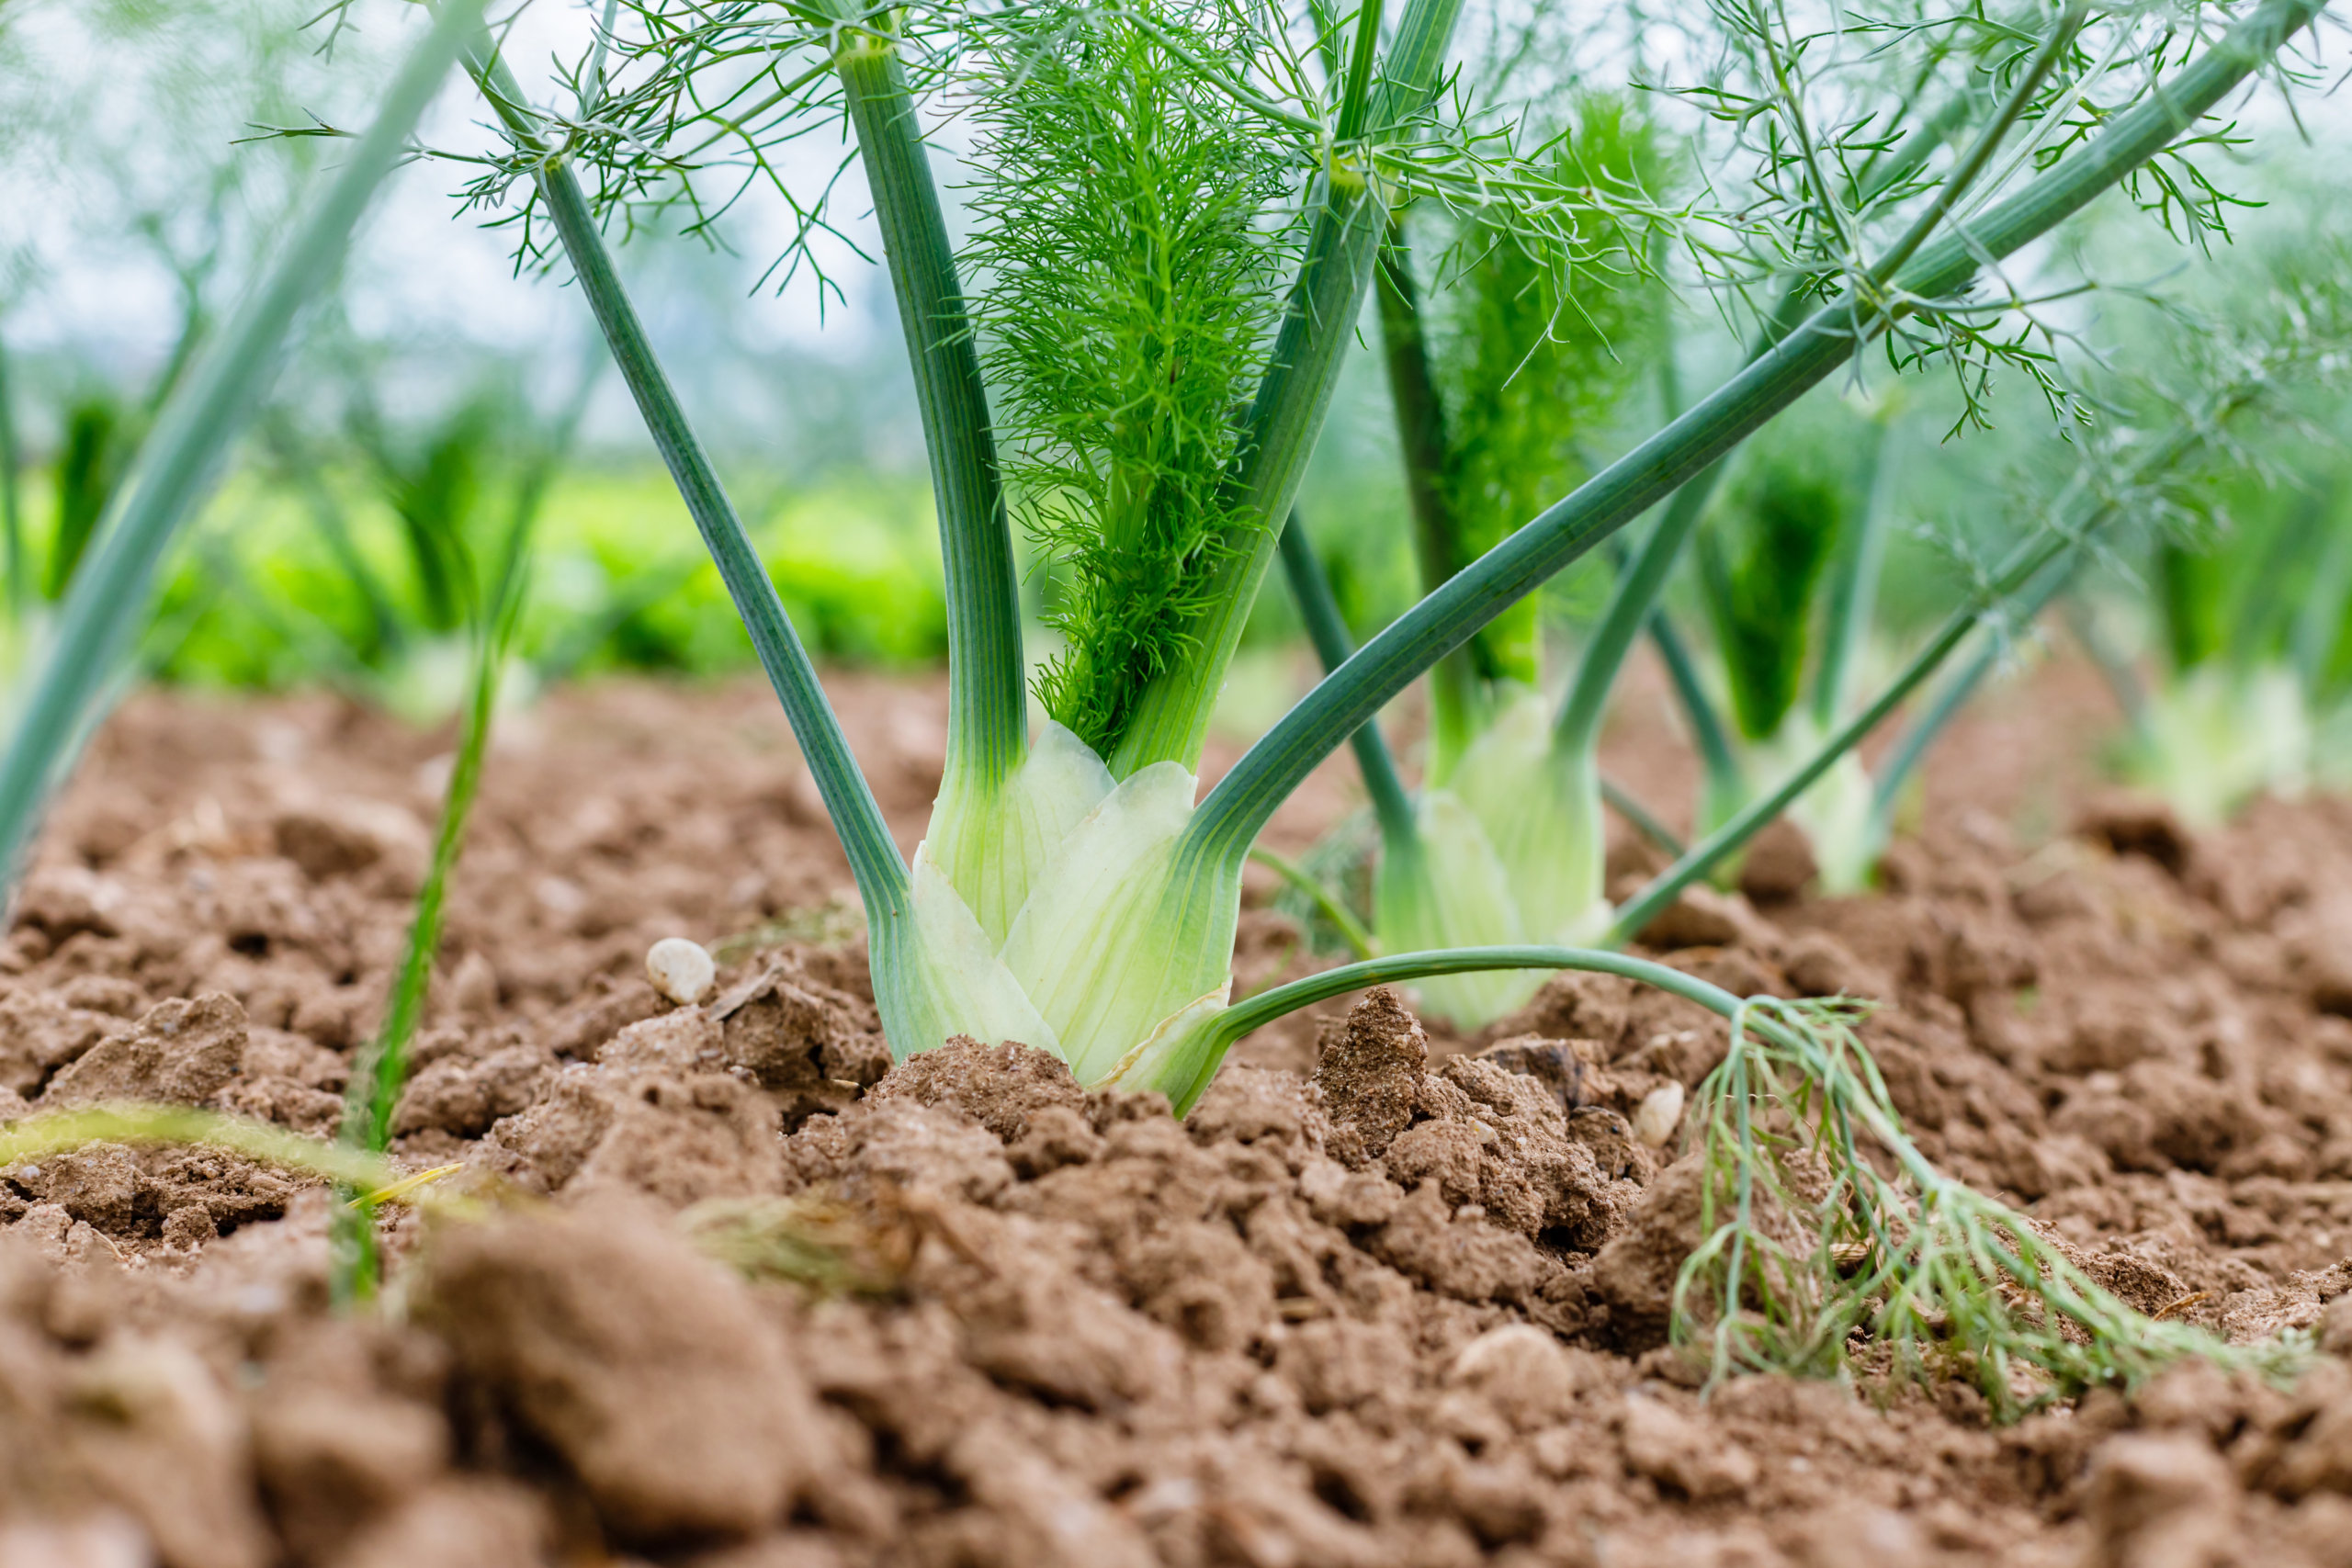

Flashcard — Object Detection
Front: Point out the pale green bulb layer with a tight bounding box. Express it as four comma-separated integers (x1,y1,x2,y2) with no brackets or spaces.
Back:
874,722,1238,1099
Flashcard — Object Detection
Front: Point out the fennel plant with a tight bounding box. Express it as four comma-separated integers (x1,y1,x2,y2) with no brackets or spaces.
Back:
2095,449,2352,825
420,0,2336,1112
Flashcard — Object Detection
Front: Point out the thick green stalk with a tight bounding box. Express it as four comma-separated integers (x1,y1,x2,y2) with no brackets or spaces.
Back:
0,333,20,617
468,50,909,915
836,35,1025,793
1333,0,1386,141
1275,512,1415,847
1107,0,1466,776
1374,229,1485,778
1811,420,1896,729
1651,606,1743,825
0,0,487,897
1184,0,2324,866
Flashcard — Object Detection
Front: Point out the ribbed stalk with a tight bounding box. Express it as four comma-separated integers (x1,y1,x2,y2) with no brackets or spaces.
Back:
1374,229,1484,780
1183,0,2323,866
836,34,1026,795
0,0,487,897
1106,0,1466,776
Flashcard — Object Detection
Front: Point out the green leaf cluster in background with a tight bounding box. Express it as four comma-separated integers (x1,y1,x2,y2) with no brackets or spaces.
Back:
1697,451,1850,742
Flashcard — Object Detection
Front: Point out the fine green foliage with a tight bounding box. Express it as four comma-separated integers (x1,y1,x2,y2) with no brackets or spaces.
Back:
967,3,1294,757
46,395,131,601
1697,455,1849,743
1220,947,2302,1411
1421,95,1667,693
1673,997,2304,1412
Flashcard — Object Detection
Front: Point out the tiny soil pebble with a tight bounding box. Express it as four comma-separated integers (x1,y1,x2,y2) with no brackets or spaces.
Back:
1631,1081,1685,1149
645,936,717,1006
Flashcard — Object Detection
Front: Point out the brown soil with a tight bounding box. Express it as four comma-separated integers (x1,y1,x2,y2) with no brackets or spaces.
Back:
6,668,2352,1568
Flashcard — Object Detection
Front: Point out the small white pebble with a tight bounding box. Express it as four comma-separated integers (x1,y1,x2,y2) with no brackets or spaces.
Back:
1632,1081,1686,1149
645,937,716,1006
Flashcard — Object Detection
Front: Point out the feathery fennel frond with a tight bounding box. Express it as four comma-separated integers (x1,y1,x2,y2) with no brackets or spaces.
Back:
1424,93,1669,688
964,1,1300,754
1674,996,2306,1413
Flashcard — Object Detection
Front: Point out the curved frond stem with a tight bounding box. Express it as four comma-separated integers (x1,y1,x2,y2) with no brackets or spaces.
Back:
1205,943,1757,1055
463,39,910,911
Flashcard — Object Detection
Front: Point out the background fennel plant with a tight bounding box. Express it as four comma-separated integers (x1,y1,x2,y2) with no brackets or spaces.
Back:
1278,0,2110,1023
0,0,488,897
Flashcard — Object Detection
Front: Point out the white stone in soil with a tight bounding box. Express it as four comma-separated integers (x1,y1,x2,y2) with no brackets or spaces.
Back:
645,937,716,1006
1632,1081,1686,1150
